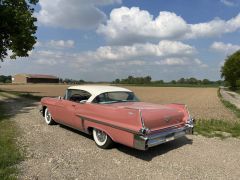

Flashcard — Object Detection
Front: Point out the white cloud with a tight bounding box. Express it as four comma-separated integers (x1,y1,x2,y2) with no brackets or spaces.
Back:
220,0,235,6
97,7,189,44
48,40,75,48
29,40,200,68
154,58,187,66
210,41,240,54
154,58,207,67
77,40,196,62
1,39,208,81
185,14,240,39
36,40,75,49
36,0,121,29
98,6,240,44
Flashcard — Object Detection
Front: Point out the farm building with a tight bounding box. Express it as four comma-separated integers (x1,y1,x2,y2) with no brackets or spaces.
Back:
12,74,59,84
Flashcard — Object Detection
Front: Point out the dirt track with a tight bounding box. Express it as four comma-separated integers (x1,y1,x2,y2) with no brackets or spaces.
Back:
220,88,240,109
2,93,240,180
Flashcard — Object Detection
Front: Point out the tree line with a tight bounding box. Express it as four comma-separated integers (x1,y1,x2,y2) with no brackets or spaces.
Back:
112,76,223,85
0,75,11,83
59,78,86,84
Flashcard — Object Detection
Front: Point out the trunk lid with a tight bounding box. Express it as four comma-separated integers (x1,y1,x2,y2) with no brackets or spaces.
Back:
109,102,186,132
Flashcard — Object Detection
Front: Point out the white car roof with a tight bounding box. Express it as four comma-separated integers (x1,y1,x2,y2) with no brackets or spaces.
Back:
68,85,132,102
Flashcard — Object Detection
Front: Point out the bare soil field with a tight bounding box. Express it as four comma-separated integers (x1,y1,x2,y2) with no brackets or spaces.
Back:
0,84,236,120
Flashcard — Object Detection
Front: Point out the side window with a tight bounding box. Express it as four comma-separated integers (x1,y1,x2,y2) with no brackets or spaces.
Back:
92,93,106,103
65,89,91,103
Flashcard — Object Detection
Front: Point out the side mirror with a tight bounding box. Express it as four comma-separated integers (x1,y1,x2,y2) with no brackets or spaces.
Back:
58,96,63,100
80,100,87,104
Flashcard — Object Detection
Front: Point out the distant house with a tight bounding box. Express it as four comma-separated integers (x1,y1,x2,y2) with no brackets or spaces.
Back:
12,74,59,84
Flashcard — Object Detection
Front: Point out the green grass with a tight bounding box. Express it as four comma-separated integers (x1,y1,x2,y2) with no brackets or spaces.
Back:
194,88,240,138
0,100,23,179
218,89,240,119
236,89,240,95
195,119,240,138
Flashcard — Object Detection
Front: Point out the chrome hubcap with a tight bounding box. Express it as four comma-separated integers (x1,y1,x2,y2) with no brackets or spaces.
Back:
96,130,107,142
46,110,51,122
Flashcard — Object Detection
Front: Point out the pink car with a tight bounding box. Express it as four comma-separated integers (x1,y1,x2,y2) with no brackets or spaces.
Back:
40,85,194,150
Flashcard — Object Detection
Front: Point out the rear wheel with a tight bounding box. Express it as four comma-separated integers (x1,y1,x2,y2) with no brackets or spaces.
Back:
44,107,55,125
93,128,113,149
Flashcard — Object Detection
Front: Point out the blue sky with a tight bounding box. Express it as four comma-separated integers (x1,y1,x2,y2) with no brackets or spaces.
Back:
1,0,240,81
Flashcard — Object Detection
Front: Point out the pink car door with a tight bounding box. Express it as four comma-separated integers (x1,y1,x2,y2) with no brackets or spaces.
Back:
53,89,91,130
54,99,79,127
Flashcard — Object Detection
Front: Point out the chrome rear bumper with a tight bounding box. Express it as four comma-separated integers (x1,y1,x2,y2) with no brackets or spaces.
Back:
134,118,194,150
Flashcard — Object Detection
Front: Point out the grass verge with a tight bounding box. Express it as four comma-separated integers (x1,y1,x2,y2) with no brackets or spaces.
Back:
195,119,240,138
0,98,23,179
218,89,240,119
194,88,240,138
236,89,240,95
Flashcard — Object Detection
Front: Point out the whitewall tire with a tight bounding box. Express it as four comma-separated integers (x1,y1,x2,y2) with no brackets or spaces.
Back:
44,107,55,125
93,128,113,149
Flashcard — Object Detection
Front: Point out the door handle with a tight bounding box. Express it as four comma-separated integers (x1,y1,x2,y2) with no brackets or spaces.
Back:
72,104,76,107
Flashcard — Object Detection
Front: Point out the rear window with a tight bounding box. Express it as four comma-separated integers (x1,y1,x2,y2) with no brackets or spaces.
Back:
92,91,139,104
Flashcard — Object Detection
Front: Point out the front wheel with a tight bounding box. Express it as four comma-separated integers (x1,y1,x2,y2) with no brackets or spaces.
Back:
93,128,113,149
44,107,55,125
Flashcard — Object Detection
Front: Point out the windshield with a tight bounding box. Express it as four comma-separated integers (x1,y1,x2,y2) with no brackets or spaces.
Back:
92,91,140,104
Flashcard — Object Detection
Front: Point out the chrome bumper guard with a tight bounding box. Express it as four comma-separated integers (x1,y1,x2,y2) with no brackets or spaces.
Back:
134,118,194,150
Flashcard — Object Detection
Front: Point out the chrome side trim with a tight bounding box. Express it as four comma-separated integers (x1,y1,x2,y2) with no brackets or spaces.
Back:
77,115,140,135
57,121,88,134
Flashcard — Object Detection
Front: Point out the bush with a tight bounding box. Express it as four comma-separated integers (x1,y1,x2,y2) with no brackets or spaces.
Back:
236,79,240,88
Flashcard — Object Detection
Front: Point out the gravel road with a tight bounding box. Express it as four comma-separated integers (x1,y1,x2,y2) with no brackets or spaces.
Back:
2,94,240,180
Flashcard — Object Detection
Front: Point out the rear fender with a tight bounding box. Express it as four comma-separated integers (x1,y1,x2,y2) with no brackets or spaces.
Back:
165,103,191,123
84,121,135,148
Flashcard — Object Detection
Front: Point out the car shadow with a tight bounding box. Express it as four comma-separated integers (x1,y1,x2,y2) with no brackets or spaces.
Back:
57,123,193,161
115,136,193,161
58,124,93,140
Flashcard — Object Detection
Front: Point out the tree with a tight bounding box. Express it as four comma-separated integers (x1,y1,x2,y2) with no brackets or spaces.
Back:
144,76,152,83
202,79,210,84
0,75,11,83
114,78,120,84
0,0,38,61
221,50,240,90
187,77,198,84
177,78,185,84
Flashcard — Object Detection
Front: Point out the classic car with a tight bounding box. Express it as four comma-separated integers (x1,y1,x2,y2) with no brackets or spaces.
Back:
40,85,194,150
